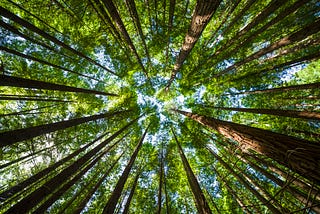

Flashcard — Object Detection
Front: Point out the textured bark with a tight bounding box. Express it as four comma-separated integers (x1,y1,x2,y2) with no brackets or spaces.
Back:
174,109,320,183
0,109,130,146
207,147,281,214
224,81,320,96
172,128,212,214
102,0,148,78
4,117,139,213
240,154,320,213
122,170,141,214
0,74,118,96
0,6,117,75
0,46,101,82
204,106,320,121
102,124,150,213
165,0,221,90
214,18,320,77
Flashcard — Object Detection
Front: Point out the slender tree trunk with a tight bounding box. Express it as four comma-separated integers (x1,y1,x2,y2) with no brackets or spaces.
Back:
0,74,118,96
157,148,164,214
102,0,148,78
172,128,212,214
0,109,130,146
214,18,320,77
213,166,252,214
174,109,320,183
102,124,150,213
0,46,101,82
0,104,58,117
3,117,139,213
125,0,151,65
33,148,110,213
122,170,141,214
70,150,126,214
240,154,320,213
165,0,221,90
0,131,109,202
207,147,281,214
223,82,320,96
0,6,117,76
0,96,70,103
204,106,320,120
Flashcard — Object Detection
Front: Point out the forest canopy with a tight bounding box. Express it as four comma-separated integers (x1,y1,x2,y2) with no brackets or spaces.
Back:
0,0,320,213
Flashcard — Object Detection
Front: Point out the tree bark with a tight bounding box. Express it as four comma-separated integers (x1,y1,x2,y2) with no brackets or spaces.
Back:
3,117,139,213
214,18,320,77
207,147,282,214
223,82,320,96
0,46,101,82
172,128,212,214
0,74,118,96
125,0,151,65
157,148,164,214
0,131,109,202
204,106,320,121
0,104,57,117
174,109,320,183
70,137,127,214
102,123,150,213
165,0,221,90
101,0,148,78
0,109,130,146
0,6,117,76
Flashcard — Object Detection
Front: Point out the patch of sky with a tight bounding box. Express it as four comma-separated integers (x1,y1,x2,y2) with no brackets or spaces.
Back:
279,63,306,83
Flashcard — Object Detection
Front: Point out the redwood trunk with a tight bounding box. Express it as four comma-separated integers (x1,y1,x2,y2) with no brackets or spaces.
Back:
102,124,150,213
207,147,281,214
0,110,130,146
122,170,141,214
205,106,320,120
174,109,320,183
4,117,139,213
166,0,221,90
0,74,118,96
172,129,212,214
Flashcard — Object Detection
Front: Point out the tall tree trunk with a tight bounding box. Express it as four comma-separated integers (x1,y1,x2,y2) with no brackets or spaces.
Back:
203,106,320,121
3,117,139,213
70,148,126,214
207,147,281,214
0,74,118,96
125,0,151,65
174,109,320,183
0,104,58,117
101,0,148,78
0,95,71,103
223,82,320,96
0,131,109,202
102,124,150,213
157,148,164,214
0,6,117,76
0,46,101,82
165,0,221,90
213,166,253,214
240,154,320,213
0,109,130,146
213,18,320,77
122,170,141,214
172,128,212,214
